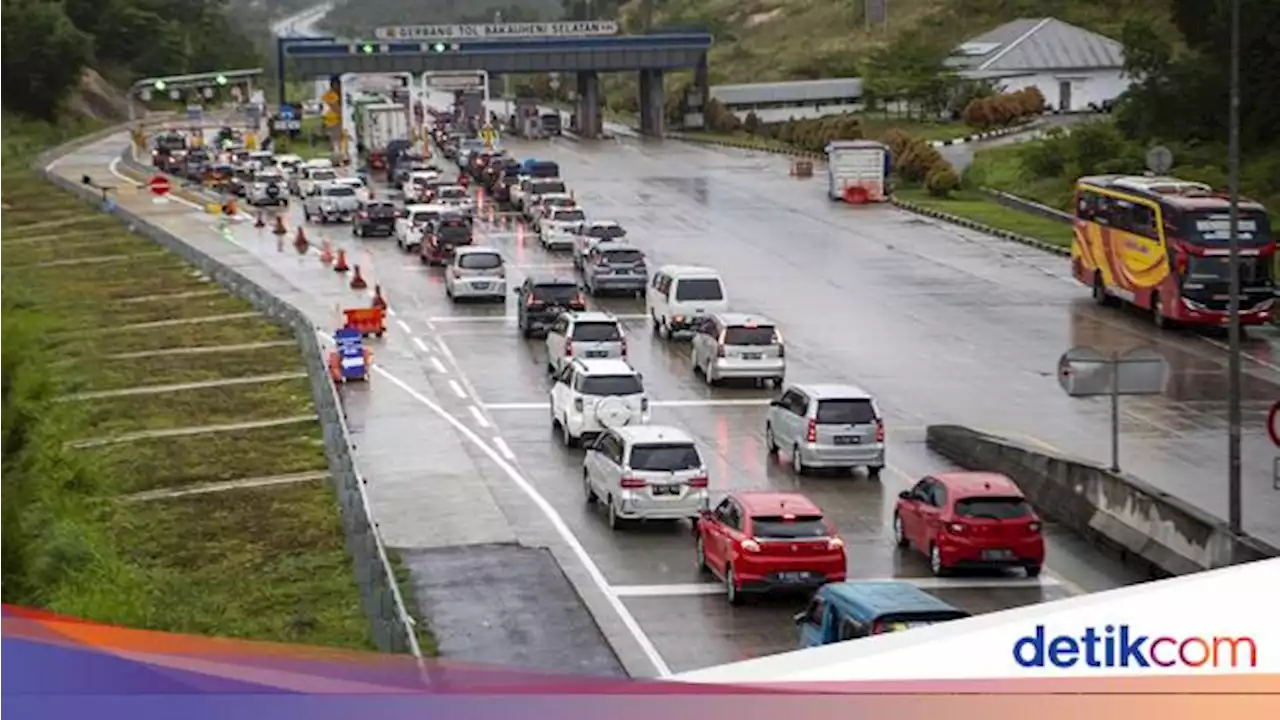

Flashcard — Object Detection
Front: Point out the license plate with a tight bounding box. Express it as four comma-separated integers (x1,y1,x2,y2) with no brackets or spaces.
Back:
741,353,762,360
833,436,861,445
777,571,810,583
652,485,680,496
585,350,608,358
473,283,491,290
981,549,1014,561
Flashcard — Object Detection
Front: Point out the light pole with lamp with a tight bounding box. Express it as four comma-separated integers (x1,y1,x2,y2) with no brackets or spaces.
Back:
1226,0,1243,535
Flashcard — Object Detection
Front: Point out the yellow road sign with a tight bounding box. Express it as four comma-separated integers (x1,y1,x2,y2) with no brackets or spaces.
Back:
481,126,497,143
323,111,340,127
322,90,339,106
245,133,257,150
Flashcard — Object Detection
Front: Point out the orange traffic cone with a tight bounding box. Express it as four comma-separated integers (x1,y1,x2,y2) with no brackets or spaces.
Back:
254,212,265,228
333,249,349,273
349,265,368,290
293,227,309,254
272,215,287,235
371,284,387,309
319,239,333,265
225,198,238,215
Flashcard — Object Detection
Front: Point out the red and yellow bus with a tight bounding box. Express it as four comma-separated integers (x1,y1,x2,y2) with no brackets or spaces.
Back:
1072,174,1275,328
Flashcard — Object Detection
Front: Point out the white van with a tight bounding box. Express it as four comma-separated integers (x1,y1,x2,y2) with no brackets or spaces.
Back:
646,265,729,340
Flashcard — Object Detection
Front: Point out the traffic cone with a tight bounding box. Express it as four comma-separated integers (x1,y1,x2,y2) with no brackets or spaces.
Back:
254,212,265,228
334,249,349,273
226,198,238,215
371,284,387,309
293,227,309,254
319,239,333,265
349,265,367,290
272,215,287,235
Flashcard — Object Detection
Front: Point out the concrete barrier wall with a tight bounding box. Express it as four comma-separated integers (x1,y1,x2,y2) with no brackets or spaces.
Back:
926,425,1277,576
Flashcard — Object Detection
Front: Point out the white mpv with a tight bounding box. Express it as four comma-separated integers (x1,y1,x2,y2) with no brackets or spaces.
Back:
647,265,730,340
583,426,710,530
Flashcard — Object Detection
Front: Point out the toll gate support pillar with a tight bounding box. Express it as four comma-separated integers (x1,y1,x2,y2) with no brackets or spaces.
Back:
575,71,603,139
638,69,665,137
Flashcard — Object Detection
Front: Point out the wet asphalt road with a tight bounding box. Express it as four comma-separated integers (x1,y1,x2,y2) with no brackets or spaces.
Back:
63,122,1275,676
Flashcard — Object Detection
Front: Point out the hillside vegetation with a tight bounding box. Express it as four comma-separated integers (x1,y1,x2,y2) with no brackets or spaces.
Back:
319,0,564,36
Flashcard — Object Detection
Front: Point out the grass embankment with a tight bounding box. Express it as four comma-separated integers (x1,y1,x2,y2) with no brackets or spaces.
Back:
895,188,1074,248
2,124,432,652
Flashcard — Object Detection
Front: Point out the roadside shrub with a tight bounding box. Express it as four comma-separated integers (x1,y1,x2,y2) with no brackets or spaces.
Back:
703,99,740,133
964,90,1046,129
881,128,915,160
962,98,993,129
925,165,961,197
1016,87,1047,115
743,111,761,135
898,139,947,184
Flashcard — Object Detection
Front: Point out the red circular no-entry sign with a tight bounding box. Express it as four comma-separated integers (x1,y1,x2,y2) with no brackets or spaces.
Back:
1268,400,1280,448
148,174,171,196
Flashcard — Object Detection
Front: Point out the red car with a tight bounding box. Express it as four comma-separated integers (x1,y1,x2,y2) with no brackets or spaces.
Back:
696,491,847,605
893,472,1045,578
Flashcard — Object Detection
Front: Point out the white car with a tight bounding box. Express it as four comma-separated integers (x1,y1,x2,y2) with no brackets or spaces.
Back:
395,203,447,251
525,190,576,222
303,182,361,223
294,166,338,197
514,177,567,213
445,247,506,302
245,171,288,206
582,425,709,530
572,221,627,268
405,170,440,198
646,265,730,340
434,185,476,215
544,311,626,375
538,206,587,250
550,358,650,447
331,176,369,202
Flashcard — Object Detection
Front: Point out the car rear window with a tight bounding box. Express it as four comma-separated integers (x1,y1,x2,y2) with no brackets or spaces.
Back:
954,497,1032,520
553,209,585,222
751,515,828,539
628,444,701,472
436,224,471,241
814,399,876,425
578,374,643,396
410,211,438,224
571,321,622,341
312,170,336,181
601,249,644,264
588,225,626,239
674,278,724,302
533,181,566,194
439,187,466,198
458,253,501,270
531,283,578,302
366,203,396,216
324,186,356,197
724,325,776,345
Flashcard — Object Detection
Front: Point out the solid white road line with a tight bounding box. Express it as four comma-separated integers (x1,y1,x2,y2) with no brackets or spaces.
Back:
386,307,397,317
412,336,430,352
483,399,773,411
396,319,412,333
448,379,467,399
371,365,672,677
468,405,492,428
492,436,516,461
429,357,448,373
425,313,650,323
611,576,1065,598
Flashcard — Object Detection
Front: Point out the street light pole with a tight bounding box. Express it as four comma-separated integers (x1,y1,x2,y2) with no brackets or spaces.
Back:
1226,0,1243,534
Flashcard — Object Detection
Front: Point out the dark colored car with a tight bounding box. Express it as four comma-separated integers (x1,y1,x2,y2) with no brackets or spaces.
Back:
352,200,400,238
419,215,474,265
493,164,523,204
228,167,256,197
515,275,587,338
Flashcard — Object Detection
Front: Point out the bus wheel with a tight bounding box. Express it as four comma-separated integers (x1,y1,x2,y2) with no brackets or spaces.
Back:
1091,273,1115,307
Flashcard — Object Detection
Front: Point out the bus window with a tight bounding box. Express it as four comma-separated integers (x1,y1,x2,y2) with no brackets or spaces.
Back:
1076,189,1105,221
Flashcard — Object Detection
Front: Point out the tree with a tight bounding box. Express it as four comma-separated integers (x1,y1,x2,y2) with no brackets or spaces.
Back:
860,32,958,120
1,0,93,119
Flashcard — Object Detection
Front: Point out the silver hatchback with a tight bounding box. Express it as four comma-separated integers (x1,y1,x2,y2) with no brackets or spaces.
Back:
765,383,885,477
445,247,506,301
691,313,786,386
581,241,648,297
545,312,627,374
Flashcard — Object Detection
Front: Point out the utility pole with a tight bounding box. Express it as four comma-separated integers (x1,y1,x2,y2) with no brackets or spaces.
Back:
1226,0,1243,534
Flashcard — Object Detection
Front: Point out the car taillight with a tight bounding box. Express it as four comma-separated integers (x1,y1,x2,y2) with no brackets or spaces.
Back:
359,212,369,219
621,337,628,356
527,295,541,307
806,419,817,443
452,269,461,279
875,421,885,442
947,522,965,534
827,537,845,550
571,294,586,308
1028,522,1041,533
620,476,646,489
778,344,785,358
740,539,760,552
564,344,573,357
573,397,584,412
687,476,708,488
641,397,649,412
716,344,726,357
871,621,885,635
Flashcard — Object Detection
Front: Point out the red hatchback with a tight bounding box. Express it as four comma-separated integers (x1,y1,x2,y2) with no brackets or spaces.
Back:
696,491,847,605
893,472,1045,577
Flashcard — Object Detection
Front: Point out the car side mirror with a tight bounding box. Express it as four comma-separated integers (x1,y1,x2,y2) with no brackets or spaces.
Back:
898,490,913,501
793,611,810,626
769,399,783,408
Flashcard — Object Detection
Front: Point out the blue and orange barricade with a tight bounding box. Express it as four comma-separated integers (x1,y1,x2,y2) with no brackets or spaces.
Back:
329,328,372,383
342,307,385,338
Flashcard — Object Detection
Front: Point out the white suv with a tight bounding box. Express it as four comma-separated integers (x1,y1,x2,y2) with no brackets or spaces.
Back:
550,358,650,447
544,312,627,375
583,425,710,530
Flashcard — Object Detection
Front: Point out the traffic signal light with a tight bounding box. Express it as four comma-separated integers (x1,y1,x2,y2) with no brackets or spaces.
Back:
154,80,167,91
431,42,447,53
215,74,228,85
361,43,375,54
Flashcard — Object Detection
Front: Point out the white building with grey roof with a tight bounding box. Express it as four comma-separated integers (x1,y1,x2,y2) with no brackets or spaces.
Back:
709,78,864,123
946,17,1130,112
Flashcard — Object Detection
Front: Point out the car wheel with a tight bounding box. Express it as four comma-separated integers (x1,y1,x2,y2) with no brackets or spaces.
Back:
583,470,597,504
791,445,807,475
695,535,708,573
606,498,621,530
561,415,577,448
929,544,947,576
651,313,661,336
765,424,779,454
893,512,908,548
1091,272,1113,307
725,565,741,606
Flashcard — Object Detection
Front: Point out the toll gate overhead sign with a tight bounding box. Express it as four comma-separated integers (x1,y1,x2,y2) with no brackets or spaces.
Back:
375,20,619,41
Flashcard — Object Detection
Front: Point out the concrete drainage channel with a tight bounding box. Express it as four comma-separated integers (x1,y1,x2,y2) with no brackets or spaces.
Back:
39,126,629,678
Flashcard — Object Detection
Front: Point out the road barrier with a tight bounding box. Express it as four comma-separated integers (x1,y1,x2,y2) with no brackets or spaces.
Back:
32,132,423,659
925,425,1278,576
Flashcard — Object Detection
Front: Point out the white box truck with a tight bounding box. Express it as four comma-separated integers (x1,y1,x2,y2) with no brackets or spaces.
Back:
826,140,892,203
358,102,409,171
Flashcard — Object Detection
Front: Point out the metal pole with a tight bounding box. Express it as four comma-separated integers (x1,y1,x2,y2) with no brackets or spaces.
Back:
1226,0,1243,534
1110,357,1121,472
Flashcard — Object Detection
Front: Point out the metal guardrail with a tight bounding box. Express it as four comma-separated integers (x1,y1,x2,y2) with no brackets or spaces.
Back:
31,127,423,659
980,187,1075,225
